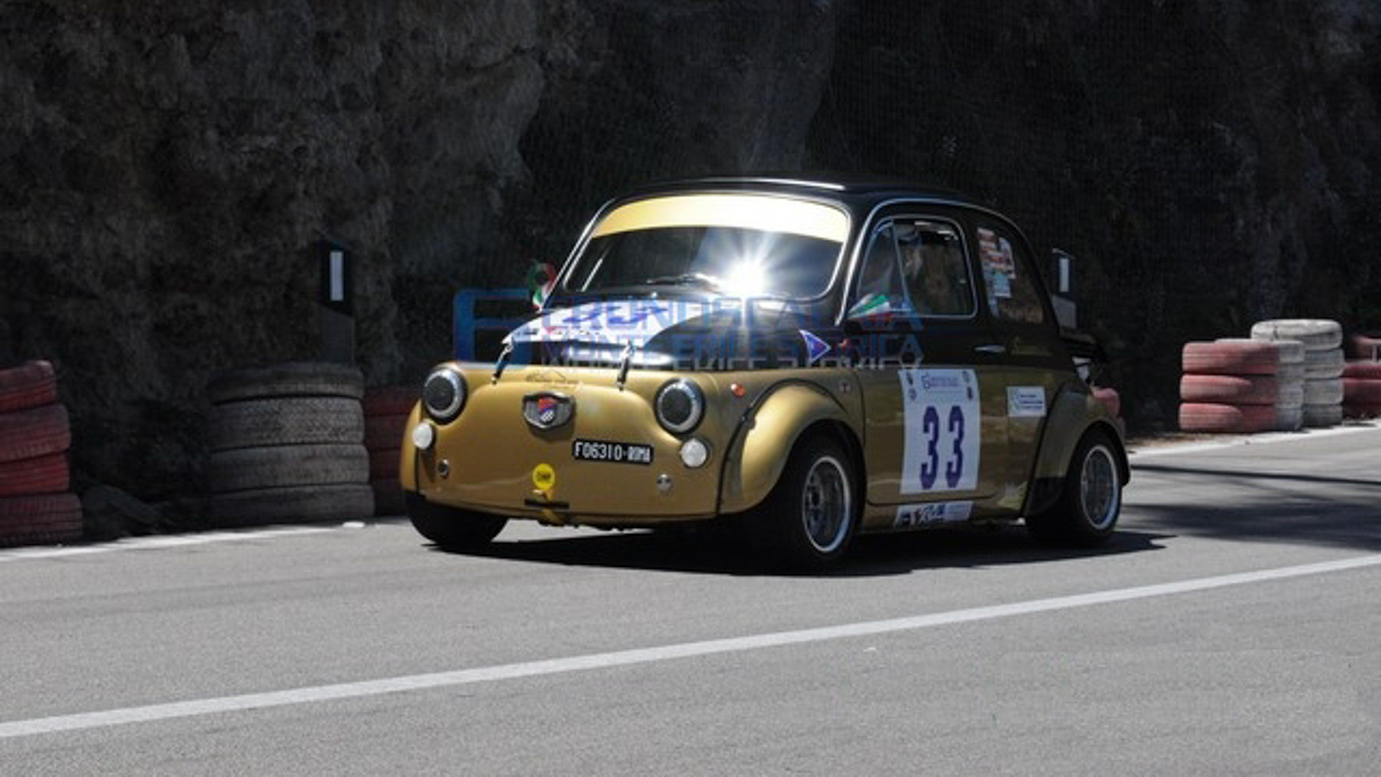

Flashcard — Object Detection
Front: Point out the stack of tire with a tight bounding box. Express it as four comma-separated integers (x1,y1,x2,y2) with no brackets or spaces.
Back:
0,360,83,547
1179,339,1283,433
362,385,416,516
1343,331,1381,419
207,362,373,527
1251,319,1344,428
1091,385,1122,424
1350,331,1381,361
1226,337,1307,431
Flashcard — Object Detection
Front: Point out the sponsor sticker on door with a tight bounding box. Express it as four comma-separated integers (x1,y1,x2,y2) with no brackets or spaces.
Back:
1007,386,1047,418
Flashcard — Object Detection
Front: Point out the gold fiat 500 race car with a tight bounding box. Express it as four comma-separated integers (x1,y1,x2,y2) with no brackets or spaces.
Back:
400,177,1128,570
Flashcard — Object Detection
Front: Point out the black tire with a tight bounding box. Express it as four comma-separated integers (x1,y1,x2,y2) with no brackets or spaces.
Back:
0,403,71,464
210,483,374,527
405,493,507,549
207,444,369,494
206,397,364,451
0,452,70,497
1025,428,1122,547
0,360,57,414
207,362,364,405
0,493,84,548
749,434,858,573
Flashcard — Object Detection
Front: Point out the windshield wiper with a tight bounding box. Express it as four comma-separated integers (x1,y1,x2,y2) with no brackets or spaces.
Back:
641,272,723,288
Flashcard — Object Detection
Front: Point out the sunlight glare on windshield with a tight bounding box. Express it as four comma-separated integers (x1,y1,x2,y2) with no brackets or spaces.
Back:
721,258,769,297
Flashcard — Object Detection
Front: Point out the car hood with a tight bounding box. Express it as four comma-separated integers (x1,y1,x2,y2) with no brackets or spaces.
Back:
503,297,839,370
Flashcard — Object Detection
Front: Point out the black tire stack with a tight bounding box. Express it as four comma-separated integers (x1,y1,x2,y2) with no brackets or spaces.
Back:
0,360,83,547
206,362,373,527
362,385,416,517
1251,319,1343,428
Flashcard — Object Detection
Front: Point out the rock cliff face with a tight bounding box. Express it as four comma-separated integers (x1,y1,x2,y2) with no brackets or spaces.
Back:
810,0,1381,423
0,0,1377,514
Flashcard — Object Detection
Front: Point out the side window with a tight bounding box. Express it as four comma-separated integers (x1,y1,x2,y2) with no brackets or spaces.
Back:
894,220,975,318
976,224,1046,325
848,223,913,319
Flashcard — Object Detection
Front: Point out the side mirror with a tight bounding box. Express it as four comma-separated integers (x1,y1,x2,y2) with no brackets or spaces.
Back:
1049,249,1077,330
1050,249,1074,295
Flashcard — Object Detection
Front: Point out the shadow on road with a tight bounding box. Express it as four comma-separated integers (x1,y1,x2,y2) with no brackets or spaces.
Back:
1125,460,1381,552
410,436,1381,575
429,523,1167,578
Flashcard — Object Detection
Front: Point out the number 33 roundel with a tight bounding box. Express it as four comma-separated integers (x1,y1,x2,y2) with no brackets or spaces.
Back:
899,368,980,494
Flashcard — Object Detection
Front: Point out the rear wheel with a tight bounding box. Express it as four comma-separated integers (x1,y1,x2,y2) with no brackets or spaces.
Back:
1026,429,1122,547
751,434,857,573
405,493,507,549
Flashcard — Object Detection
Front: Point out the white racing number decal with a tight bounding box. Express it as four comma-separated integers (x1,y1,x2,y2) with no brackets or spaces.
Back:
900,368,980,494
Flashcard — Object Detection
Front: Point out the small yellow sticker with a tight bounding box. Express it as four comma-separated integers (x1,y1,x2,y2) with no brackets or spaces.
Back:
532,463,556,490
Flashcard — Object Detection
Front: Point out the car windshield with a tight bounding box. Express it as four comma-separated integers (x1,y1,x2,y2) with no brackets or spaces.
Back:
562,194,849,299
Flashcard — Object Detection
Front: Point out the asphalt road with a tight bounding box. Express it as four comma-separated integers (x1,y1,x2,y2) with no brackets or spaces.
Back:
2,423,1380,776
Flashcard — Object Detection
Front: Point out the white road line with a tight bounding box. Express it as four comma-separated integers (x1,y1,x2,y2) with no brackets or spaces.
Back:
1129,420,1380,459
4,552,1380,740
0,527,336,562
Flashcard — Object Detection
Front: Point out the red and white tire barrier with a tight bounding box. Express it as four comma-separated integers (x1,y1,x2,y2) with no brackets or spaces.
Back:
362,385,416,517
1348,331,1381,361
1091,386,1121,419
1179,339,1285,433
1182,340,1279,375
1178,403,1277,434
1252,319,1343,429
0,360,82,547
1342,360,1381,419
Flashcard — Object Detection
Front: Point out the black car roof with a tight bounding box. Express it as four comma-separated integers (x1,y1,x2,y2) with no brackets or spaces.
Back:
606,175,1040,268
622,174,978,205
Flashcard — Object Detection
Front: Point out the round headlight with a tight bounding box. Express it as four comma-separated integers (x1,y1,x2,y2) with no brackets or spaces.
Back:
655,379,704,434
411,422,436,451
679,438,710,468
422,367,466,422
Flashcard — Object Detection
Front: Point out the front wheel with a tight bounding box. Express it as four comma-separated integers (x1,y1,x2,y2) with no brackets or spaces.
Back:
405,493,507,550
1025,429,1122,547
750,434,858,573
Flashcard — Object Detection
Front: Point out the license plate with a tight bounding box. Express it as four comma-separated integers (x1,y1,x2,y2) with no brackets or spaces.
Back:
571,439,654,465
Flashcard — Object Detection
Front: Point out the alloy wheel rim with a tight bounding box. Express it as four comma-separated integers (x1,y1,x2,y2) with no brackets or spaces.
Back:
802,455,851,553
1080,445,1119,530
